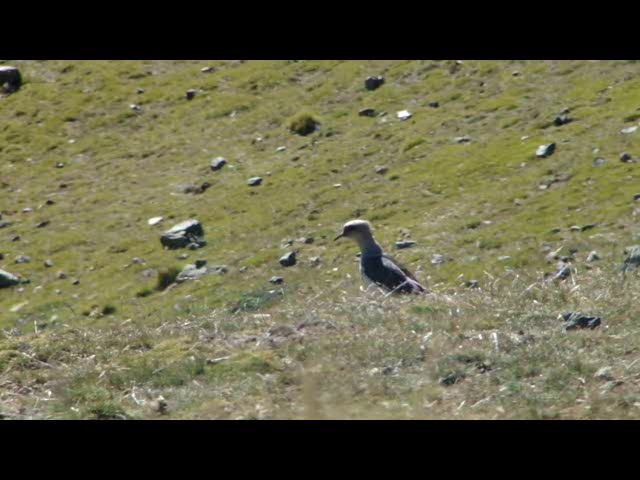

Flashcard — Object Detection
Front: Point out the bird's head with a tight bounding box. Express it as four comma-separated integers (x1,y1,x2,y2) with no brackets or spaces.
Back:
334,219,373,243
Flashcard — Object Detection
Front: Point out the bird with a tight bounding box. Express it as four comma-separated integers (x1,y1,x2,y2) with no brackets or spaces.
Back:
334,219,427,294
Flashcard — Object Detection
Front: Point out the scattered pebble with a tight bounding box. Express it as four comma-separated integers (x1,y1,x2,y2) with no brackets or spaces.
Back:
395,241,416,250
358,108,376,117
279,251,296,267
364,76,385,91
396,110,412,121
620,152,633,162
621,125,638,134
186,89,197,100
536,143,556,158
148,216,164,226
247,177,263,186
270,276,284,284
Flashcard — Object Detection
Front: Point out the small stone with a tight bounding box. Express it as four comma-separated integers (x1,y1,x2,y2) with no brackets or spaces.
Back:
276,146,286,152
592,157,605,166
635,193,640,201
23,208,32,213
0,66,22,93
55,162,64,169
569,225,582,232
587,251,600,262
465,280,479,289
177,253,189,260
621,126,638,134
148,216,164,226
374,165,388,175
11,236,20,242
395,241,417,250
581,224,596,232
131,257,144,264
358,108,376,117
333,184,342,188
270,276,284,284
561,312,601,331
594,367,614,381
45,199,55,205
536,143,556,158
130,104,141,111
431,254,447,265
36,220,50,228
396,110,412,121
44,260,54,267
279,251,296,267
186,89,197,100
55,289,62,295
57,271,67,279
310,256,321,265
0,269,20,288
364,76,385,91
14,255,31,264
553,115,572,126
512,71,521,76
498,256,512,262
428,101,439,108
201,67,214,73
620,152,633,162
560,107,571,114
72,279,80,285
160,219,205,250
136,87,144,94
454,135,472,143
247,177,262,186
0,221,10,228
210,157,226,171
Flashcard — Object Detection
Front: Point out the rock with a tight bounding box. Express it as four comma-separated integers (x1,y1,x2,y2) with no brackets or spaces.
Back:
148,216,164,226
136,87,144,94
374,165,388,175
247,177,262,186
561,312,601,331
72,279,80,285
498,256,512,262
396,110,412,121
358,108,376,117
536,143,556,158
186,89,197,100
554,262,572,280
55,162,65,168
57,271,67,279
592,157,605,166
131,257,144,264
635,194,640,201
160,219,205,250
621,126,638,134
364,76,385,91
44,260,54,267
428,101,439,108
175,263,227,282
560,107,571,114
620,152,633,162
569,225,582,232
0,221,10,228
14,255,31,264
594,367,614,381
553,115,572,126
210,157,226,171
623,245,640,270
465,280,479,288
11,236,20,242
587,251,600,262
431,254,447,265
395,241,416,249
298,237,314,244
0,269,20,288
581,224,596,232
130,104,141,111
333,184,342,188
0,66,22,94
45,199,55,205
201,67,214,73
279,251,296,267
454,135,472,143
275,146,287,152
512,71,521,76
35,220,50,228
309,256,321,265
269,276,284,284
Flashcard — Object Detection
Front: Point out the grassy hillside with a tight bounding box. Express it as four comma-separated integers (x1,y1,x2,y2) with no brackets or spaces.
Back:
1,60,640,419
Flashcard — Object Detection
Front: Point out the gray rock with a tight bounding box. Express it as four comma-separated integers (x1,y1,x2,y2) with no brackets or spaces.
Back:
130,104,141,111
201,67,214,73
581,224,596,232
587,251,600,262
14,255,31,264
0,66,22,94
44,260,54,267
269,276,284,284
592,157,605,166
553,115,572,126
560,312,601,331
620,152,633,162
374,165,388,175
136,87,144,94
72,279,80,285
279,251,296,267
57,271,67,279
0,269,20,288
247,177,263,186
11,236,20,242
396,110,412,121
454,135,472,143
309,256,321,265
465,280,479,288
623,245,640,270
55,162,64,168
359,108,376,117
176,263,227,282
186,89,197,100
431,254,447,265
594,367,614,381
45,199,55,205
498,256,512,262
210,157,226,171
560,107,571,114
621,126,638,134
148,216,164,226
0,221,10,229
36,220,50,228
428,101,439,108
276,146,287,152
364,76,385,91
536,143,556,158
554,262,572,280
395,241,417,250
160,219,205,250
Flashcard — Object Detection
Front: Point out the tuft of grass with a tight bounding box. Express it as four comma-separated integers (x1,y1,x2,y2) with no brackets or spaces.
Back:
287,112,319,135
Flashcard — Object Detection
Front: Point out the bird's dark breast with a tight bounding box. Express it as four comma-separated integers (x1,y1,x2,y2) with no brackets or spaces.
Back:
361,255,407,290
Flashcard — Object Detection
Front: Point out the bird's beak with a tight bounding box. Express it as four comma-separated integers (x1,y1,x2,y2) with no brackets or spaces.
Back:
334,233,344,241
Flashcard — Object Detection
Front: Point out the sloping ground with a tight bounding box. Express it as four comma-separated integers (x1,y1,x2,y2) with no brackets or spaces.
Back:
1,60,640,419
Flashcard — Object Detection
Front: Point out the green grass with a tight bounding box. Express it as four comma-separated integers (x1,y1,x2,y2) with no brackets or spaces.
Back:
2,60,640,418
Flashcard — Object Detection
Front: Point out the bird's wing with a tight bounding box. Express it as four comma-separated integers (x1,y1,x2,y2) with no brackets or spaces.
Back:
381,254,419,281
